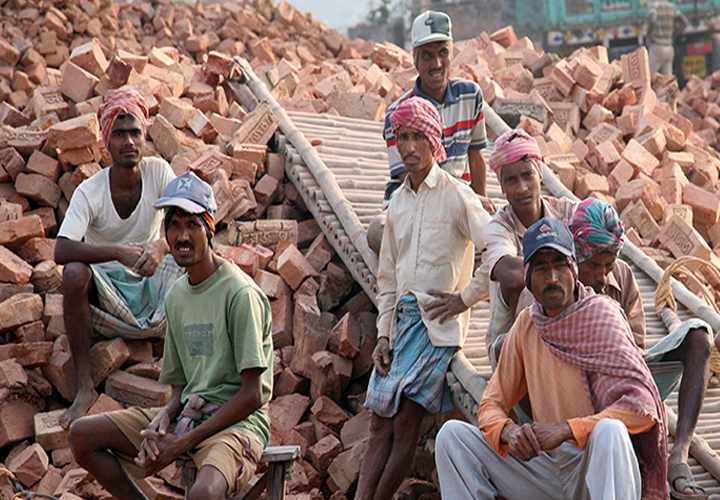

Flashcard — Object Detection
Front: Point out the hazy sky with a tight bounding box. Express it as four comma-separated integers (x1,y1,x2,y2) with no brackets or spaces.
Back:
288,0,375,33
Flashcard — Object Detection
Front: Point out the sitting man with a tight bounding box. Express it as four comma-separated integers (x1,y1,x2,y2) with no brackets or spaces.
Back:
483,129,577,364
569,197,711,500
436,217,668,500
355,97,490,500
69,172,274,500
55,87,180,428
367,9,492,254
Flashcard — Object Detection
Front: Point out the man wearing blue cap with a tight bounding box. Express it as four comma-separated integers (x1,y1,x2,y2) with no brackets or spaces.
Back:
69,172,274,500
436,217,669,500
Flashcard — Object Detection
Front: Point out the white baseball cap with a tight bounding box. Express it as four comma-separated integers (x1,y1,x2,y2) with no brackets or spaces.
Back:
411,11,453,48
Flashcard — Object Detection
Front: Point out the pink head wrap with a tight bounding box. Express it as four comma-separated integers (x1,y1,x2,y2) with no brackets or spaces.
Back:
97,88,149,148
488,129,543,183
389,97,447,163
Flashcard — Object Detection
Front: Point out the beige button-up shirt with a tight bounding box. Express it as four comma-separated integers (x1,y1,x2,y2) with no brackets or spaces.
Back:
376,163,491,348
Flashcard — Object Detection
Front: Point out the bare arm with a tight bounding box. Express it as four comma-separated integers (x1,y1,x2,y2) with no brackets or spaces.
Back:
492,255,526,313
468,149,486,197
55,236,142,268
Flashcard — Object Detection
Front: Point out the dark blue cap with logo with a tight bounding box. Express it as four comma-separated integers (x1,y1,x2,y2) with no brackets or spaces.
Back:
522,217,575,265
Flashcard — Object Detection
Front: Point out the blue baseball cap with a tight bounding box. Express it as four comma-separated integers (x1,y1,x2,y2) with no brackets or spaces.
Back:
522,217,575,265
154,171,217,216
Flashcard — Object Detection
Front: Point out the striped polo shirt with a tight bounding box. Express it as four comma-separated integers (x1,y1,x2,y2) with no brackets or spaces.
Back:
383,77,488,203
649,0,679,45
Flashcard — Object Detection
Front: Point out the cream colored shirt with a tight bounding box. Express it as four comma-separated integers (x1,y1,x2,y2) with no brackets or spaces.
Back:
376,163,491,348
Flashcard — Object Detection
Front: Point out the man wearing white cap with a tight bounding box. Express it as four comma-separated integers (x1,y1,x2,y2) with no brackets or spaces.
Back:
368,10,492,253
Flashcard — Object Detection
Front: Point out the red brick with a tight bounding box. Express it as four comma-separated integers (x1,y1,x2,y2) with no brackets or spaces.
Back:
90,338,130,387
328,312,361,360
328,441,367,493
105,371,173,408
158,97,195,128
125,340,154,364
53,469,90,498
270,295,293,349
0,200,22,222
290,302,334,379
310,350,352,402
269,393,311,437
340,410,371,449
624,201,661,240
0,358,27,389
68,38,108,79
0,399,38,448
26,150,61,182
311,395,348,432
307,434,343,475
277,244,318,290
32,86,70,121
137,476,184,500
621,47,651,88
47,113,101,152
87,393,124,416
304,233,335,273
274,367,308,397
608,159,635,194
12,321,45,343
0,342,53,367
187,109,218,142
61,61,99,103
253,174,280,204
254,269,291,298
17,238,56,265
34,409,69,451
42,349,76,400
683,183,720,227
621,139,659,177
15,174,62,208
658,214,712,260
0,39,21,65
0,214,45,248
255,245,274,269
0,247,33,285
230,102,279,146
217,243,260,277
1,147,26,180
7,442,48,487
232,143,267,166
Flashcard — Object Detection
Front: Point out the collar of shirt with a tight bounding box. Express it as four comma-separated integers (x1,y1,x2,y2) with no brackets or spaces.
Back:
412,77,458,105
401,162,440,193
606,266,622,295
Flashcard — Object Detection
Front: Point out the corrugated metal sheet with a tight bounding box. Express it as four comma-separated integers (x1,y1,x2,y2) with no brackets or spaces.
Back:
278,110,720,496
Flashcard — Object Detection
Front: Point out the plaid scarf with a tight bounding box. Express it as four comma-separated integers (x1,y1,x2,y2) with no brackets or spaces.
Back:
488,129,543,183
529,285,668,500
389,96,447,162
569,197,625,263
173,395,221,435
97,87,149,148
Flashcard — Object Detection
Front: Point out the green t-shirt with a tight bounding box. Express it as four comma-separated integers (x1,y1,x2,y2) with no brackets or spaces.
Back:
160,260,273,446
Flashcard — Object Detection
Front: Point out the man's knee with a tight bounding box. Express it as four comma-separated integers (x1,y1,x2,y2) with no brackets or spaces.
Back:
68,416,99,460
62,262,93,295
684,328,712,360
591,418,631,446
437,420,474,455
369,412,394,441
188,466,227,500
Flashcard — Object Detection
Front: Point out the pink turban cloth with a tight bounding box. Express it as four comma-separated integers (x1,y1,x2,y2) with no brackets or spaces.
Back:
488,129,543,183
389,97,447,163
97,88,149,148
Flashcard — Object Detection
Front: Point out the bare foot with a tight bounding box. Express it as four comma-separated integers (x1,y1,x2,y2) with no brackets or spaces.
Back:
60,387,98,429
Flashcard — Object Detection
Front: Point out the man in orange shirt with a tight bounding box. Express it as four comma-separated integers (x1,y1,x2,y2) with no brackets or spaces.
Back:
436,217,668,500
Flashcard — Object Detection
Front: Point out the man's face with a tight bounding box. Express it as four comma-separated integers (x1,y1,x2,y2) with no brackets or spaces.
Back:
416,41,450,97
108,114,145,169
166,210,210,269
529,249,576,317
577,251,617,294
396,125,434,176
500,159,541,212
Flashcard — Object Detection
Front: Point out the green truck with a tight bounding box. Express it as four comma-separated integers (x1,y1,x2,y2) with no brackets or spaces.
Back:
515,0,720,83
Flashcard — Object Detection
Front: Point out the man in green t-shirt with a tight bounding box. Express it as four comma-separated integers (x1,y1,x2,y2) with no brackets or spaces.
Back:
68,172,274,500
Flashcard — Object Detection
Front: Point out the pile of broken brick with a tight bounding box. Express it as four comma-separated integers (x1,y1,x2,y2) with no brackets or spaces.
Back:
3,0,720,498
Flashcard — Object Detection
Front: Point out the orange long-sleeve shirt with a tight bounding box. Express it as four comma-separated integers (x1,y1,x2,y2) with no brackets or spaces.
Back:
479,309,657,457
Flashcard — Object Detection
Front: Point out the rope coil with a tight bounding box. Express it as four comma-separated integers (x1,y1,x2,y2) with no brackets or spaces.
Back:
654,256,720,379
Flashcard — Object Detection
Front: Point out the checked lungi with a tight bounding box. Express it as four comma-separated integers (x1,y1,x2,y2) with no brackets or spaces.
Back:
90,254,184,340
365,294,457,418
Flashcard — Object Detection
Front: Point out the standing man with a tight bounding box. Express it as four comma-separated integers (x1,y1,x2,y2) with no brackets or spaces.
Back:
367,10,492,254
647,0,688,76
69,172,274,500
55,88,180,428
436,217,669,500
483,129,577,363
355,97,490,500
570,197,710,500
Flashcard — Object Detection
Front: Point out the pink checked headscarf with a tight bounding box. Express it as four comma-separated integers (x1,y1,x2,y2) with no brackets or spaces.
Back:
97,88,149,148
488,129,543,183
389,97,447,163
